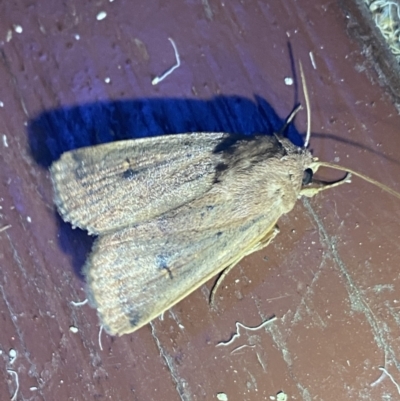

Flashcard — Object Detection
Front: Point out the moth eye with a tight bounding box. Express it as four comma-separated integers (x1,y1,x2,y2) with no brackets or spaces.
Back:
302,168,313,185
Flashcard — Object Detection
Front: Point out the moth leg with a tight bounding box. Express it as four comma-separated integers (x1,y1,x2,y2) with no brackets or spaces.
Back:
210,226,280,307
243,226,280,256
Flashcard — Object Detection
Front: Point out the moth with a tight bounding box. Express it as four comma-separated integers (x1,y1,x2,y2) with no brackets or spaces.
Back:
50,67,400,336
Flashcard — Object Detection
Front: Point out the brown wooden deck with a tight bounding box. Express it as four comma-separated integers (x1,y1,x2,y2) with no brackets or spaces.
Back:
1,1,400,400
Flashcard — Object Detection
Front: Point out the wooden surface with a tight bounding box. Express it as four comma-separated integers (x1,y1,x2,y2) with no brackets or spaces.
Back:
1,1,400,400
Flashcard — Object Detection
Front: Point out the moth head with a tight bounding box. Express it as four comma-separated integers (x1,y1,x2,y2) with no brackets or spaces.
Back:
299,158,400,201
296,62,400,201
299,157,351,198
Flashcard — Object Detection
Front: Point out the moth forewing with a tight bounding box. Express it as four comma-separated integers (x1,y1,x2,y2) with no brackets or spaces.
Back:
50,133,227,235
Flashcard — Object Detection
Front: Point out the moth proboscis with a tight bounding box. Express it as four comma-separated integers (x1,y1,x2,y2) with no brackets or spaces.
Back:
50,64,400,335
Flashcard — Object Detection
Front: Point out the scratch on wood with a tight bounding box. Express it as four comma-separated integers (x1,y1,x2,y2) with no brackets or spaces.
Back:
150,322,192,401
266,321,312,401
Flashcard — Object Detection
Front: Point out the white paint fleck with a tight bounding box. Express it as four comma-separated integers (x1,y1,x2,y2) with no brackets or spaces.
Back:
0,101,4,107
217,393,228,401
104,77,111,84
96,11,107,21
27,216,31,223
74,34,80,40
30,387,38,391
284,77,293,86
13,25,23,34
69,325,79,333
3,135,8,147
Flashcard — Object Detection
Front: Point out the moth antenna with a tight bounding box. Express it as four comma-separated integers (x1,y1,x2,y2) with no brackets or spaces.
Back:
299,61,311,148
315,161,400,201
276,104,303,146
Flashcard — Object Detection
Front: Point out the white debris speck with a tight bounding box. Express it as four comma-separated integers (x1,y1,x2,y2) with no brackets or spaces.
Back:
104,77,111,84
309,51,317,69
216,316,277,347
27,216,31,223
152,38,180,85
70,298,88,307
96,11,107,21
69,326,79,333
217,393,228,401
3,135,8,147
14,25,23,34
74,34,80,40
98,325,104,350
0,101,4,107
30,386,38,391
7,370,19,401
277,392,288,401
9,348,17,364
284,77,293,85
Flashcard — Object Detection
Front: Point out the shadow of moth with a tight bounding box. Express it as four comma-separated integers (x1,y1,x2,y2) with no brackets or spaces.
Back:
50,66,400,336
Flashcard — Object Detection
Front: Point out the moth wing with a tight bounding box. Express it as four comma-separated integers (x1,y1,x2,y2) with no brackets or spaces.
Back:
85,214,278,335
50,133,227,234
